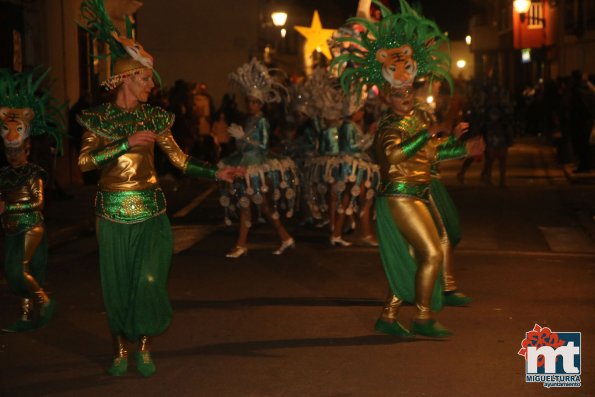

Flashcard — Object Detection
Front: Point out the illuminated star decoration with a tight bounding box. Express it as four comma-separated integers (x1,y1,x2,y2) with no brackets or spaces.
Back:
294,10,335,62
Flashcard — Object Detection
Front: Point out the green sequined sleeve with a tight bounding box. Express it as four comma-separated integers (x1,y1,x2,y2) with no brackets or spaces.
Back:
88,138,130,168
79,131,130,171
401,130,430,158
184,157,217,180
384,129,430,165
5,178,44,213
435,135,467,162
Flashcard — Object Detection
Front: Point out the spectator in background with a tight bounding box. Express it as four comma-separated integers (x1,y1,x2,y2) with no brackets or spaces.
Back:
190,83,218,163
481,85,513,188
456,80,486,184
557,76,575,164
162,80,194,181
211,110,233,158
68,91,94,185
570,70,593,173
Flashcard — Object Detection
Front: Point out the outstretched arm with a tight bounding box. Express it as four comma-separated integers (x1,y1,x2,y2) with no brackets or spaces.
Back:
156,130,218,179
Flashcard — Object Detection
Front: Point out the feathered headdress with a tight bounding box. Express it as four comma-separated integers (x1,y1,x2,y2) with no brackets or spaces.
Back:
343,88,367,117
305,67,344,121
289,83,316,119
229,58,287,104
331,0,452,101
78,0,160,90
0,67,66,153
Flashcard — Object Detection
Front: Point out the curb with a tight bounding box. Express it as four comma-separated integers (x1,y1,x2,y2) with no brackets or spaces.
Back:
561,164,595,184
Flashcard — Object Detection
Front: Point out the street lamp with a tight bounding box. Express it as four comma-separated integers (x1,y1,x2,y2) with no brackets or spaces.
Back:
271,12,288,27
514,0,531,22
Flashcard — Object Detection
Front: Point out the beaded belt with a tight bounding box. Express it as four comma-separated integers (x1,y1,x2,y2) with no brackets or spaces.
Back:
377,181,430,201
95,187,167,224
1,211,44,235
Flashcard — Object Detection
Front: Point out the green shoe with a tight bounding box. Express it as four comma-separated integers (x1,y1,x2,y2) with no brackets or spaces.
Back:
1,320,36,333
374,319,414,338
107,356,128,376
37,299,57,328
443,291,472,307
136,351,156,377
411,319,452,338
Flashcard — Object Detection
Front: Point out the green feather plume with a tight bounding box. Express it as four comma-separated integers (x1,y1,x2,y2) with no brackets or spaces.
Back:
330,0,453,101
0,67,67,154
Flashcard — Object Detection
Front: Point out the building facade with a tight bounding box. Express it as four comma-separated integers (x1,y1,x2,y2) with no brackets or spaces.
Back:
470,0,594,91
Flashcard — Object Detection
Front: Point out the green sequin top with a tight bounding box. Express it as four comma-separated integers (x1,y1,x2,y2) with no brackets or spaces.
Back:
77,103,174,140
0,163,47,234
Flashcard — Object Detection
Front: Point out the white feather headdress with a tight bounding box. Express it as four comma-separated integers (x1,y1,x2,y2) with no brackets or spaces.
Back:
305,68,344,121
343,87,367,117
229,58,287,103
289,84,316,119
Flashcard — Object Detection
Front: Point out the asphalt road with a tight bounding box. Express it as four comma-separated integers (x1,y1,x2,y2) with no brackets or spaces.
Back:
1,138,594,397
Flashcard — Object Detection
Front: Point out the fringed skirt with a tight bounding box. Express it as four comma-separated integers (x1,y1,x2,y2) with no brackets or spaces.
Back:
218,151,300,224
304,154,379,220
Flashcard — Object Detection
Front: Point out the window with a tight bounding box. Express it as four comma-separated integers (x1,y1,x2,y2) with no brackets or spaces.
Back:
528,1,544,29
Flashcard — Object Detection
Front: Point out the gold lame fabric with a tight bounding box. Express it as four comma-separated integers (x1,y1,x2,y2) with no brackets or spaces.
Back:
79,129,189,191
375,108,440,185
374,106,446,318
0,164,46,234
77,103,187,191
113,58,145,76
102,59,147,90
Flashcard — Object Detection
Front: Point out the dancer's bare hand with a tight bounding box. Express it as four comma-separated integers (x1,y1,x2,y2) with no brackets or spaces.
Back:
466,136,485,157
128,131,157,147
453,122,470,139
227,124,245,140
216,167,244,183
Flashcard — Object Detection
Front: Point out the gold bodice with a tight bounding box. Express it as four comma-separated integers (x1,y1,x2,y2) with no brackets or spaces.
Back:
375,109,440,185
79,130,189,191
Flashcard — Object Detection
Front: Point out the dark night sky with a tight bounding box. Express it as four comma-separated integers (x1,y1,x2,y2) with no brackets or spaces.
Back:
289,0,473,41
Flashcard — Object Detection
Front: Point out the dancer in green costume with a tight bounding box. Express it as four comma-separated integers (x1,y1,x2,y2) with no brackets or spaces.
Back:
331,0,483,337
0,68,64,333
77,0,241,377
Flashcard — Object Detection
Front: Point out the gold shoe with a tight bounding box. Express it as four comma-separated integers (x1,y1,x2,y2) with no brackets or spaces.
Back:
330,236,352,247
273,238,295,255
226,246,248,258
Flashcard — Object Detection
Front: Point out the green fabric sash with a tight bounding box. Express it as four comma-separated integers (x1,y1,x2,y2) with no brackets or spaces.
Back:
430,178,461,246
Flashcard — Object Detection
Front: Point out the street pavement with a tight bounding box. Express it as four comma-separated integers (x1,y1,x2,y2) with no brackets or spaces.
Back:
0,138,594,397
